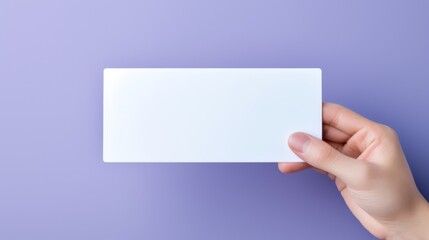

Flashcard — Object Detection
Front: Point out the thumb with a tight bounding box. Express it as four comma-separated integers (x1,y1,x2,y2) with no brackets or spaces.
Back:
288,132,367,185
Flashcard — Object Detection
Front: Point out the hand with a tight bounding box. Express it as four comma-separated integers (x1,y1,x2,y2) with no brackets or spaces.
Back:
279,103,429,239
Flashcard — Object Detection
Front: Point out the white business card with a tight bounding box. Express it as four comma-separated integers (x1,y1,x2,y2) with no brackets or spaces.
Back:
103,68,321,162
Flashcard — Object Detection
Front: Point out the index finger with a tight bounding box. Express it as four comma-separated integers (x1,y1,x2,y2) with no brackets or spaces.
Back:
278,162,310,173
323,102,375,135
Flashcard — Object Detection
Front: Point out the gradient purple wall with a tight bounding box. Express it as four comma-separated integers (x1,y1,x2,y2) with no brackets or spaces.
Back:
1,1,428,239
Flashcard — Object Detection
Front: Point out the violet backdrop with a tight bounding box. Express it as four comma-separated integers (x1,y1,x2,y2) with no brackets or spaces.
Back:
1,0,428,239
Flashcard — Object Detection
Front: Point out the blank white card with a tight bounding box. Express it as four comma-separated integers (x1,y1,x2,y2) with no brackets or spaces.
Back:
103,68,321,162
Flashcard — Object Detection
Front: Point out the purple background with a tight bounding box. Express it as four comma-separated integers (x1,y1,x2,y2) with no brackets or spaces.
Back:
1,0,428,239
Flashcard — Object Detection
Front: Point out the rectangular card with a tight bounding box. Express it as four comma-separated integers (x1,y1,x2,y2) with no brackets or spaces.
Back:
103,68,321,162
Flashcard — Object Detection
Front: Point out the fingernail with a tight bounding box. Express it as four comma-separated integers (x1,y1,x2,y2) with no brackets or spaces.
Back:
289,133,310,153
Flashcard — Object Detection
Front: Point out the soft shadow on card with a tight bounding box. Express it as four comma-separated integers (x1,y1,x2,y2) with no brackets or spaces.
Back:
103,68,322,163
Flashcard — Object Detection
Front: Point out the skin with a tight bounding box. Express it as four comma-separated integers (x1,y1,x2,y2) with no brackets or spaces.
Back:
278,102,429,240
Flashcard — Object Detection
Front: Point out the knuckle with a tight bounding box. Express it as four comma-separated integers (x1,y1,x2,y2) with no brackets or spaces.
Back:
315,144,335,163
384,125,398,137
369,124,396,139
328,105,343,128
378,124,398,139
357,163,376,182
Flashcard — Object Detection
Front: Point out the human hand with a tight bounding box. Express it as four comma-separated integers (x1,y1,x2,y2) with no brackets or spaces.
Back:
279,103,429,239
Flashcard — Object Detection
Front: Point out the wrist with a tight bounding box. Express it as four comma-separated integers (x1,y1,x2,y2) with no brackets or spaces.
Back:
387,196,429,240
